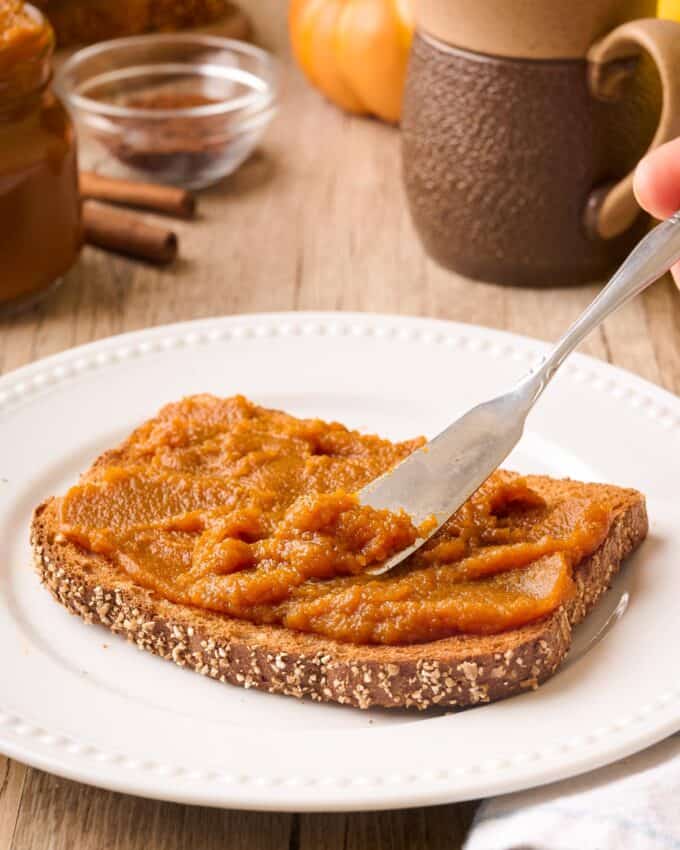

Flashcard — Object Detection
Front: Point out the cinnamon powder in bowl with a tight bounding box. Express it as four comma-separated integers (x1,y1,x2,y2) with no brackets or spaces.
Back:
55,34,278,188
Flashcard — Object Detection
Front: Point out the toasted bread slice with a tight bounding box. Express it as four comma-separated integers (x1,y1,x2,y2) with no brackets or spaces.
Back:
31,475,646,711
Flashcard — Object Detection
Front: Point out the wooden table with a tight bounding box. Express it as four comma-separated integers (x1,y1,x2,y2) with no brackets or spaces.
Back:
2,3,680,848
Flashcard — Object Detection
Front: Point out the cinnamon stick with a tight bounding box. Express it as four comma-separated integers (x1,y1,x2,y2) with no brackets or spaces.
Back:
80,171,196,219
82,201,178,265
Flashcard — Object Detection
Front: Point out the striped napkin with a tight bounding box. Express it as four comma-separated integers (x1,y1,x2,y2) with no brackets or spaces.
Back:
463,733,680,850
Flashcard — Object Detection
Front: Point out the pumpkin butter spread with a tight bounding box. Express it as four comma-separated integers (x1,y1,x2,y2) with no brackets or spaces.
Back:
0,1,43,52
57,395,614,645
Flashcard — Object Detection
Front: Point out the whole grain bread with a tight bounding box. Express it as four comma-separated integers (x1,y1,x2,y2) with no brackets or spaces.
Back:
36,0,249,47
31,476,647,711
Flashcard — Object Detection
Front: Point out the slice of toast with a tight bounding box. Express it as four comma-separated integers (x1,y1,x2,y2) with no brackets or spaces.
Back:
31,475,647,711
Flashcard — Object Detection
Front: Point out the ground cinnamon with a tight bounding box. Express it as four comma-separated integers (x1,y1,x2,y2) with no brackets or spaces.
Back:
127,93,220,110
96,92,227,186
82,201,178,265
80,171,196,219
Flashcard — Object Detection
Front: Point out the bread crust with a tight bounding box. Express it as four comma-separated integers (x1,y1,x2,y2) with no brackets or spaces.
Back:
30,480,647,710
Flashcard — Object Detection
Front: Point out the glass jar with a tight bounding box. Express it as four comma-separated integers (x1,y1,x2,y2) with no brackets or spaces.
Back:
0,2,81,314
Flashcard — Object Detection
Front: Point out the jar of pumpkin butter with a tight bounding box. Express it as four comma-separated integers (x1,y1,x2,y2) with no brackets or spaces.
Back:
0,1,81,314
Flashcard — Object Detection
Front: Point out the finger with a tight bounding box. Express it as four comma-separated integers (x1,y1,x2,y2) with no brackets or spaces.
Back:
633,137,680,220
672,260,680,288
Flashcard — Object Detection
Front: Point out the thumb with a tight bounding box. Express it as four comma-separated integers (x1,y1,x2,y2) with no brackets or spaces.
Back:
633,139,680,287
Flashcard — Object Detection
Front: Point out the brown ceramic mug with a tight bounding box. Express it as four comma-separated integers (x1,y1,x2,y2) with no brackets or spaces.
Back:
402,1,680,286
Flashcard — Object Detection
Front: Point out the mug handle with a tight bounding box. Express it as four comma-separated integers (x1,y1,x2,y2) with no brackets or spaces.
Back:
585,18,680,240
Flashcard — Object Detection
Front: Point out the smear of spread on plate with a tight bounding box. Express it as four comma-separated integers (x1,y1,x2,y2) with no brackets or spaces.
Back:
57,395,614,644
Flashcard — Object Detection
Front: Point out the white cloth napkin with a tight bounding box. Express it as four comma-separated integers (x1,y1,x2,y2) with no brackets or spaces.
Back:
463,733,680,850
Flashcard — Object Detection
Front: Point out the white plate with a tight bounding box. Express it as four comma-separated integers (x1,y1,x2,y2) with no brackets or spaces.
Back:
1,312,679,812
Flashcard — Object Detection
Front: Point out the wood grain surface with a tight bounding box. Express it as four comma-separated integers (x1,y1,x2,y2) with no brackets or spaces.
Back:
2,1,680,847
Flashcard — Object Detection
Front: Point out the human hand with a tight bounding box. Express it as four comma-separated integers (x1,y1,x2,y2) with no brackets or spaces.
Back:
633,137,680,286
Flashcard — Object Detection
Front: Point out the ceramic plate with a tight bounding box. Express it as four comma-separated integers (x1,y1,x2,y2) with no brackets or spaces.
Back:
1,312,679,811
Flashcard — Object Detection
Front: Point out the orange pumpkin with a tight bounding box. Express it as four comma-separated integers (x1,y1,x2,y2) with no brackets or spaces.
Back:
289,0,413,123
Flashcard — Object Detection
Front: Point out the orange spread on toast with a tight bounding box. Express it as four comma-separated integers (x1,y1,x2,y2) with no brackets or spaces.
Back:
57,395,613,644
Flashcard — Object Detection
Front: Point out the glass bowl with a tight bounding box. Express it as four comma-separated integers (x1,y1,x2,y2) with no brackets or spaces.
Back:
55,34,279,189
